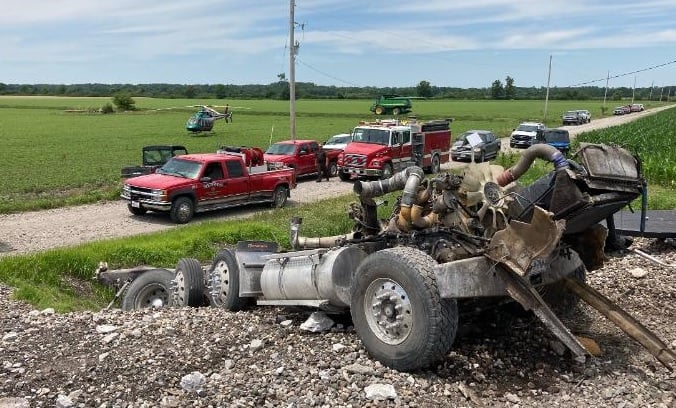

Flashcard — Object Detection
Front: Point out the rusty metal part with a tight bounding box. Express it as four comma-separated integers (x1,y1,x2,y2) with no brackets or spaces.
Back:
486,206,565,276
563,277,676,370
495,267,587,363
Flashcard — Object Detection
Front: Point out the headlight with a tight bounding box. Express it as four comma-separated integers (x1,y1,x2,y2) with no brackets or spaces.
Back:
151,189,168,201
123,184,131,193
371,160,381,167
473,147,482,153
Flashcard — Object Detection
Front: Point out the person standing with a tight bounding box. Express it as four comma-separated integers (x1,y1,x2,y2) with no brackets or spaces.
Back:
315,146,329,182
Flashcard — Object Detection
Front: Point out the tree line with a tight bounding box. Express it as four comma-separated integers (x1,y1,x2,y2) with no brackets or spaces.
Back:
0,80,672,101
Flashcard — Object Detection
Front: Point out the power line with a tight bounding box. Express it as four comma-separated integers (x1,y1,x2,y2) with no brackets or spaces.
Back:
295,57,363,87
569,59,676,87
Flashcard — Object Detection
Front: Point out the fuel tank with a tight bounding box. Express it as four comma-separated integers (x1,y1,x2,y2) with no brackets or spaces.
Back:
260,246,367,308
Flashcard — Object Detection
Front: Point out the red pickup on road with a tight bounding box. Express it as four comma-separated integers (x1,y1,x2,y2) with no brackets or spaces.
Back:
121,151,296,224
264,139,342,178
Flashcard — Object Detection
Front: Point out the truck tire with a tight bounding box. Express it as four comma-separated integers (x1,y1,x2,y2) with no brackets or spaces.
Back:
339,171,351,182
208,249,253,311
121,269,174,311
170,196,194,224
392,107,401,115
271,185,288,208
374,106,385,115
127,204,147,216
380,163,393,180
328,161,338,177
173,258,205,307
350,247,458,371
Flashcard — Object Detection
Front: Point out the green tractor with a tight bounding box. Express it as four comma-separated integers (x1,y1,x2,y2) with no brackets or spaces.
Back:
369,95,413,116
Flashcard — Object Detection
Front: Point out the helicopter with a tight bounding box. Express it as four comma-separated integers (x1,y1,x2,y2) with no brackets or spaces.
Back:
185,105,232,133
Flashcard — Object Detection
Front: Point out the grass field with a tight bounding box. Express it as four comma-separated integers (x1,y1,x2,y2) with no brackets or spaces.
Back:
0,96,670,213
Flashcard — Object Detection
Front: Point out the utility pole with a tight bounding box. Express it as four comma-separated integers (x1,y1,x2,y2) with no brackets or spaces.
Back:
543,55,552,122
631,76,636,104
603,70,610,109
289,0,297,142
649,81,654,100
659,87,664,102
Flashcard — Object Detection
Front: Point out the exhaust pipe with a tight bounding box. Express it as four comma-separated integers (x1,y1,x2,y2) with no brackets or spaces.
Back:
497,144,569,187
289,216,356,249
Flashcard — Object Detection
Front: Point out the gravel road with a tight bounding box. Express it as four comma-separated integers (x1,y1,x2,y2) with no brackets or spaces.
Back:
1,105,673,256
0,106,674,407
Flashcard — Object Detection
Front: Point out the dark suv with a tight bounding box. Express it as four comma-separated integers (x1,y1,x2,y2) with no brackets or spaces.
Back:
535,128,571,154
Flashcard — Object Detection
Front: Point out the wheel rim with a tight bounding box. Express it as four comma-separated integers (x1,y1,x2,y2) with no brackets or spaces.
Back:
393,108,400,115
363,278,413,345
382,165,392,179
329,163,338,177
136,284,170,309
173,270,188,306
176,201,192,221
375,107,384,115
432,156,440,173
210,259,231,304
274,188,287,206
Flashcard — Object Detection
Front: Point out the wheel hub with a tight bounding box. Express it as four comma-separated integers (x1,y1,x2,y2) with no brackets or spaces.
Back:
364,278,413,345
209,260,230,306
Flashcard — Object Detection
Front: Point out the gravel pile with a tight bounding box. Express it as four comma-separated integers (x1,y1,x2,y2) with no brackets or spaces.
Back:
1,239,674,407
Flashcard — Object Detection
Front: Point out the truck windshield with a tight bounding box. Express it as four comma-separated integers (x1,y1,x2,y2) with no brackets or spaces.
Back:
545,131,570,143
265,143,296,155
157,158,202,179
352,128,390,145
516,125,539,132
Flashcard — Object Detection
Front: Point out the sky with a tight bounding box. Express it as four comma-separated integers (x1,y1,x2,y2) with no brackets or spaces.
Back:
1,0,675,89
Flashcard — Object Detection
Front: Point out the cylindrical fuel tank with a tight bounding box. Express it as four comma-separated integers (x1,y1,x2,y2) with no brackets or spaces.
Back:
260,246,367,307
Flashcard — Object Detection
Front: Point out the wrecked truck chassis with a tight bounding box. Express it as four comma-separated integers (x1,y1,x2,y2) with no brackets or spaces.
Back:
97,143,675,372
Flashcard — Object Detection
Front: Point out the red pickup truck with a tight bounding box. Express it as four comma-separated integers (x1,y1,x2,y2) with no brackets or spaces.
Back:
264,139,342,177
121,151,296,223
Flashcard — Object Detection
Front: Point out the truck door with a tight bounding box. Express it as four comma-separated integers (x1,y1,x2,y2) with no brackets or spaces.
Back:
223,159,250,204
297,143,314,175
399,130,412,168
199,161,228,206
390,131,404,171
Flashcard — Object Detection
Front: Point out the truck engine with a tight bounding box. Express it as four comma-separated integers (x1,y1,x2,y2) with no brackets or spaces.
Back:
172,142,674,372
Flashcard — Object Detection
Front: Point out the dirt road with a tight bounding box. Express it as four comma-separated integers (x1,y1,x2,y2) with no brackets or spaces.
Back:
1,105,673,256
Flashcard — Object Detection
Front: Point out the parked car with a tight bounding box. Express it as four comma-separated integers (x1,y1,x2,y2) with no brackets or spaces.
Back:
323,133,352,151
561,110,584,125
613,105,630,115
575,110,591,123
264,139,342,178
451,130,501,162
509,122,546,148
630,104,645,112
535,128,571,154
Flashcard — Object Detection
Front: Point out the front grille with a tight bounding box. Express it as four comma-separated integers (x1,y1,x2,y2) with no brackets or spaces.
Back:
344,154,367,168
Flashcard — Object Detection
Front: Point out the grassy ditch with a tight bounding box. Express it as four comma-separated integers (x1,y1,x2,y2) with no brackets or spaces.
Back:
0,195,358,312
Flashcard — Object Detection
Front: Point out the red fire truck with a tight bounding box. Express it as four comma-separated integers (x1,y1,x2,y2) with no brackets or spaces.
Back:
337,117,452,181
